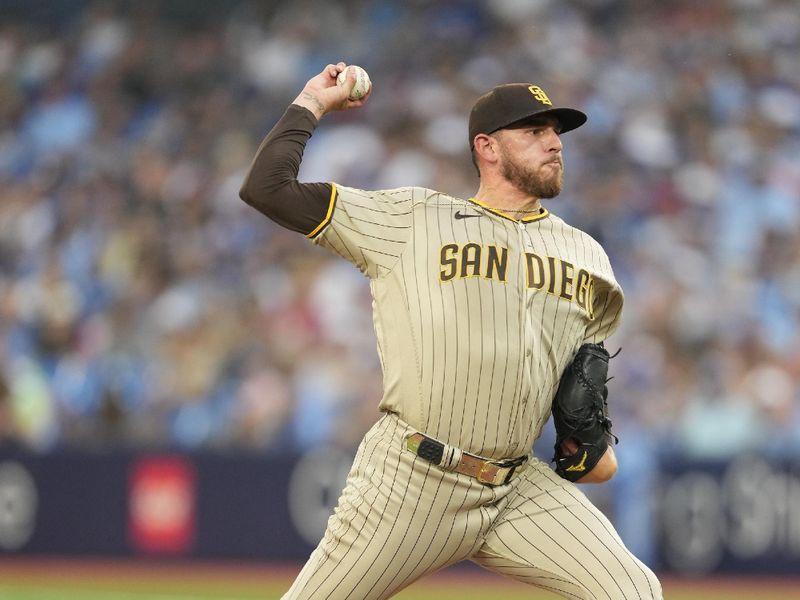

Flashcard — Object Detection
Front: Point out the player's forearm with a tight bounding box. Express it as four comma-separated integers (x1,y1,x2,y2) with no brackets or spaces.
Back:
239,104,331,234
576,444,617,484
292,90,327,121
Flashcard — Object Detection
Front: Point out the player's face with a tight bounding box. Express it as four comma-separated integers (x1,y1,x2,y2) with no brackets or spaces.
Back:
495,117,564,199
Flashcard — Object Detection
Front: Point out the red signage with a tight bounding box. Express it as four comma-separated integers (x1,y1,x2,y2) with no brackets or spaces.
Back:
128,456,196,554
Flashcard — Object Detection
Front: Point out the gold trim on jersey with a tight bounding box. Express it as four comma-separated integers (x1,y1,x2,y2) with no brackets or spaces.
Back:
467,197,550,223
306,183,338,239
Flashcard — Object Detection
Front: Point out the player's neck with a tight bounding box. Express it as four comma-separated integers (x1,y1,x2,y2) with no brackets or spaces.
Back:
473,178,542,217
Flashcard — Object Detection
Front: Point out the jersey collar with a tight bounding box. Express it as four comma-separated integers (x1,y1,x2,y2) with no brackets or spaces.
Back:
467,197,550,223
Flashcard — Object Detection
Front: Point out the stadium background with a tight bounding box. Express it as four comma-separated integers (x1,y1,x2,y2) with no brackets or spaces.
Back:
0,0,798,597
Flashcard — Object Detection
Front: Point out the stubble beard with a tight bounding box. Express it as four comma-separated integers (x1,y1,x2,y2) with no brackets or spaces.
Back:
500,150,563,200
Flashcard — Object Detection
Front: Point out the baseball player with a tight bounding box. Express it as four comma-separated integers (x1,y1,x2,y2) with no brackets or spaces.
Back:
240,63,662,600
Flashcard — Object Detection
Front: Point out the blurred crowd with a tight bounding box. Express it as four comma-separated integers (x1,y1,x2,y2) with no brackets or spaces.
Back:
1,0,799,460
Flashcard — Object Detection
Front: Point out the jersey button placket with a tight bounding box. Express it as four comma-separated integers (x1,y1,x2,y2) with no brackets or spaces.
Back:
509,217,531,452
518,221,534,365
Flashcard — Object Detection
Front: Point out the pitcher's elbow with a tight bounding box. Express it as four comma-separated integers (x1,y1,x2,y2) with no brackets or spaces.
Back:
239,182,276,215
238,182,254,206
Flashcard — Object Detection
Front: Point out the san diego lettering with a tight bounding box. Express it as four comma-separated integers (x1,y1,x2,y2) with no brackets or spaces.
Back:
439,244,595,318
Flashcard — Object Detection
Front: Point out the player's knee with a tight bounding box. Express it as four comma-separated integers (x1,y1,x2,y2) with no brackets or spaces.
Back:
575,552,661,600
614,562,662,600
643,566,663,600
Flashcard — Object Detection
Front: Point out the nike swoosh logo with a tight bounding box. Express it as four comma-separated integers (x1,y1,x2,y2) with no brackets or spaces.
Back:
454,210,481,220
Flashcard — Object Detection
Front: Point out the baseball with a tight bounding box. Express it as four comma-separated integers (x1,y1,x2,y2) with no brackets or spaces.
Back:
336,65,371,100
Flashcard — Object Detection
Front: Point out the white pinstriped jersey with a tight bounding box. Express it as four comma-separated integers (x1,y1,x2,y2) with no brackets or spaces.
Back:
310,184,624,460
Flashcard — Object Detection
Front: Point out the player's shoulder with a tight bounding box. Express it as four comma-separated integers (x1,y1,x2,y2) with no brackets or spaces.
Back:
335,184,446,207
548,212,604,246
547,212,612,262
379,186,457,208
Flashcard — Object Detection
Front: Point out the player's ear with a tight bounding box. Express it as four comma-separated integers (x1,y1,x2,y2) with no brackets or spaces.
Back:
473,134,499,167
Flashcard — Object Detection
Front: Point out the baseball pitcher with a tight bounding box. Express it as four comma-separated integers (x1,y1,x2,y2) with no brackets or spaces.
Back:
240,62,662,600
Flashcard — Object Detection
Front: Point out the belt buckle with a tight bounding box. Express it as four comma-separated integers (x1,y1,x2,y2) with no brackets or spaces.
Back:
478,462,506,486
479,458,524,486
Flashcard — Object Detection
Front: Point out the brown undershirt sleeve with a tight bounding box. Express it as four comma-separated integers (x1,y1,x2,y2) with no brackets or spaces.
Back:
239,104,333,236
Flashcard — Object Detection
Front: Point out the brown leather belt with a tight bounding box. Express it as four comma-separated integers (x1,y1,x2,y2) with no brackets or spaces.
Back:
405,432,527,486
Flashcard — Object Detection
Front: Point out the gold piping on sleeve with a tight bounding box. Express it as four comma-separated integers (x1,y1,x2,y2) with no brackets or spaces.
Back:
306,183,338,238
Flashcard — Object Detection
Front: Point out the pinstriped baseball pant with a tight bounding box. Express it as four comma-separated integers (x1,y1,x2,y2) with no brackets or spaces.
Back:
282,413,662,600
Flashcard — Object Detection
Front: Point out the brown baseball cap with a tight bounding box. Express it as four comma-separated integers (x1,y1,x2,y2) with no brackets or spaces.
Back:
468,83,587,148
